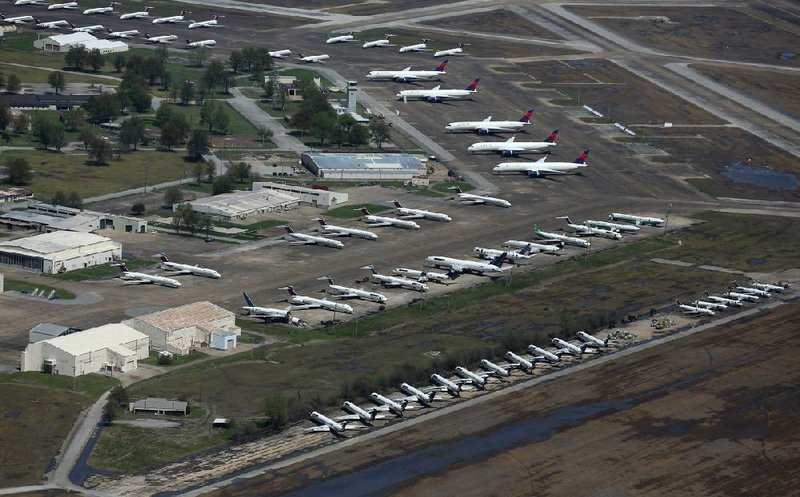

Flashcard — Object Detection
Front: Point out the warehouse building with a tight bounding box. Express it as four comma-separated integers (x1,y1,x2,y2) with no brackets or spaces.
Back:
27,203,148,234
0,211,100,233
252,182,349,209
124,301,241,356
301,153,426,181
33,32,128,54
0,231,121,274
129,398,188,416
29,323,81,343
20,323,150,376
177,190,299,222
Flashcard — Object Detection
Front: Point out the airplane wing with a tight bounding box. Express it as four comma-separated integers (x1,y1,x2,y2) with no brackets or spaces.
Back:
463,199,485,205
525,168,560,175
289,304,322,310
335,292,361,299
365,221,393,227
448,264,466,273
288,240,315,245
397,213,423,219
122,280,151,285
304,426,333,433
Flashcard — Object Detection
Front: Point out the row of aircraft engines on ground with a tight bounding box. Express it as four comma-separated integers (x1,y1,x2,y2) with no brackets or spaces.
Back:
678,281,788,317
305,329,612,435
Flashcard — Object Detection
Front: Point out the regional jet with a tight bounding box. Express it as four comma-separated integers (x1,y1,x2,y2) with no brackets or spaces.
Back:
115,263,181,288
35,19,69,28
369,392,411,417
528,345,562,365
326,31,357,44
315,217,378,240
83,2,114,15
281,285,353,314
1,14,35,24
392,200,451,222
398,38,430,53
732,281,771,298
119,6,151,20
556,216,622,240
474,245,534,263
340,402,385,426
704,292,743,307
362,34,395,49
298,53,330,63
576,331,608,352
269,49,291,59
241,292,304,326
505,351,535,372
304,411,356,436
400,383,437,407
281,225,344,249
152,10,186,24
584,219,640,233
449,186,511,208
106,28,138,38
503,240,564,255
15,0,47,5
392,267,452,284
552,337,583,356
723,291,759,302
186,39,216,48
317,276,387,304
430,373,463,397
608,212,665,227
360,265,428,292
144,33,177,44
366,60,447,82
47,2,78,10
493,149,592,177
425,253,508,276
480,359,512,377
750,281,787,293
470,130,559,156
433,42,467,57
188,15,219,29
396,78,479,102
455,366,492,389
445,109,533,134
692,299,728,311
677,301,715,316
155,253,220,278
533,227,590,248
70,23,104,32
358,208,420,229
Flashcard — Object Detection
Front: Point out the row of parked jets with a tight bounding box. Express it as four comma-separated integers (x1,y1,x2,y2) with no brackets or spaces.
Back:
305,329,611,435
678,281,787,316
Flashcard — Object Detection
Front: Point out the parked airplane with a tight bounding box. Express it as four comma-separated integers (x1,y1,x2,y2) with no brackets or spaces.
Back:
400,383,436,407
369,392,410,417
576,331,608,352
340,401,385,426
692,299,728,311
115,263,181,288
362,34,395,49
750,281,787,293
704,292,743,307
392,267,451,284
552,337,583,356
186,38,216,48
317,276,387,304
358,208,420,229
366,60,447,83
506,351,535,372
241,292,303,326
474,245,533,263
83,2,114,15
315,218,377,240
326,31,357,44
556,216,622,240
298,53,329,63
433,42,467,57
732,281,771,298
493,149,592,177
449,186,511,208
144,33,177,44
399,38,430,53
723,291,759,302
119,6,151,20
35,19,69,28
470,130,559,156
155,253,220,278
304,411,354,435
425,253,508,276
533,227,590,248
584,219,640,233
48,2,78,10
106,28,138,38
1,14,35,24
480,359,512,377
445,109,533,134
188,15,219,29
70,22,104,32
281,285,354,314
430,373,463,397
396,78,479,102
455,366,491,389
14,0,47,4
608,212,665,227
281,225,344,249
152,10,186,24
269,49,291,59
677,300,715,316
392,200,451,222
528,345,561,365
503,240,564,255
361,265,428,292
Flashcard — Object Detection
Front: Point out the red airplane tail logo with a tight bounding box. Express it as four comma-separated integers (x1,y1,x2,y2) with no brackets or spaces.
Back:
436,59,448,72
545,129,558,143
465,78,480,91
574,149,590,164
520,109,534,123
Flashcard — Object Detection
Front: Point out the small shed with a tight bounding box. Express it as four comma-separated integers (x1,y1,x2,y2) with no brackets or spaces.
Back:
212,418,231,428
210,330,237,351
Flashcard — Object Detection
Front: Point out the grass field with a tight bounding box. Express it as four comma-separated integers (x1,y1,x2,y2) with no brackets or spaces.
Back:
0,62,114,85
324,203,392,218
3,278,75,300
0,150,196,200
159,102,259,140
139,349,208,367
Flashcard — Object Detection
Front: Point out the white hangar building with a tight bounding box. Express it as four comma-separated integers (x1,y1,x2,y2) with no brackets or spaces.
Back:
0,231,121,274
300,153,426,181
178,190,299,222
124,301,241,356
251,182,349,209
20,323,150,376
33,32,129,54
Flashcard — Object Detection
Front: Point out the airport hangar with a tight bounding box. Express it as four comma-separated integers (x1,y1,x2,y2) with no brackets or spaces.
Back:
252,182,349,209
33,32,128,54
177,190,300,222
0,231,121,274
20,323,149,376
300,153,427,181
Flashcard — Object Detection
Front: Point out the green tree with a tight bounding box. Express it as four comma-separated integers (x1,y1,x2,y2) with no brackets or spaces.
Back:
179,80,195,105
256,125,273,146
65,46,88,70
12,113,30,135
194,161,204,183
78,125,100,150
101,398,118,425
192,46,211,68
118,73,152,112
31,114,55,149
348,124,369,150
186,128,210,161
202,59,225,93
212,104,230,134
5,157,32,185
205,161,216,183
227,161,251,183
63,107,85,131
310,111,336,146
369,118,391,149
88,49,105,72
109,385,129,406
113,53,126,72
48,71,66,95
0,73,5,92
160,121,182,150
5,74,21,94
212,174,233,195
49,125,66,151
199,100,217,132
264,393,290,429
130,202,145,215
84,93,122,123
51,190,67,206
163,185,184,207
0,102,10,136
66,191,83,209
88,136,112,165
228,50,243,74
120,117,145,150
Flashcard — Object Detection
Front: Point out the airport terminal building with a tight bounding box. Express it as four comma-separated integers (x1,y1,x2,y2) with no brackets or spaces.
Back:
0,231,121,274
301,153,426,181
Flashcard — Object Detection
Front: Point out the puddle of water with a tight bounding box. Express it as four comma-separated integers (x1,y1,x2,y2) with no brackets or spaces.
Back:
747,258,766,266
778,51,797,60
721,162,800,190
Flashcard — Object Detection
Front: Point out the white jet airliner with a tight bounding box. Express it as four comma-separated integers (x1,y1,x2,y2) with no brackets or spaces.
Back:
144,33,177,43
119,6,151,20
493,148,592,177
506,351,536,372
48,2,78,10
317,276,387,304
704,292,743,307
326,31,357,43
339,402,385,426
533,227,590,248
298,53,330,63
430,373,464,397
362,34,395,49
241,292,304,326
398,38,430,53
361,265,428,292
106,28,138,38
392,267,452,284
449,186,511,208
83,2,114,15
552,337,583,356
366,60,447,82
304,411,356,436
315,218,377,240
503,240,564,255
369,392,412,417
608,212,665,227
433,42,467,57
155,253,220,278
677,301,715,316
732,281,771,298
358,208,420,229
723,291,759,302
556,216,622,240
269,49,291,59
584,219,640,233
281,286,353,314
470,130,559,156
392,200,451,222
425,253,508,276
480,359,512,377
188,15,219,29
474,245,533,263
35,19,69,29
455,366,492,390
15,0,48,5
70,23,104,32
115,263,180,288
1,14,35,24
396,78,479,102
186,39,216,48
750,281,787,293
445,109,533,134
400,383,437,407
576,331,608,352
528,345,562,365
152,10,186,24
281,225,344,249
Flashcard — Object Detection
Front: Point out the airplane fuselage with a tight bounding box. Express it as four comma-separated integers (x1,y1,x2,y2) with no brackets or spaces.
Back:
327,283,387,304
552,337,582,356
474,246,532,262
48,2,78,10
469,141,555,154
287,231,344,249
506,351,535,371
120,271,181,288
534,229,590,248
370,392,405,416
366,70,444,82
395,207,451,222
431,373,461,397
455,192,511,208
308,411,347,433
584,219,640,232
290,295,353,314
528,345,561,364
426,256,504,275
320,224,378,240
71,24,104,32
608,213,665,227
503,240,563,254
363,214,420,230
161,261,221,278
480,359,511,377
492,162,583,175
400,383,434,405
2,15,35,24
392,268,450,283
107,29,138,37
446,119,528,134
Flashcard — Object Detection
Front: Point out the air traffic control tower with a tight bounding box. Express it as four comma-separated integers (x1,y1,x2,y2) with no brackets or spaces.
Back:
346,80,357,113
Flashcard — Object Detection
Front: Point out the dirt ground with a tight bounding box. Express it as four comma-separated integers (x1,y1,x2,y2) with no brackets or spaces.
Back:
566,5,800,67
420,8,564,40
203,301,800,497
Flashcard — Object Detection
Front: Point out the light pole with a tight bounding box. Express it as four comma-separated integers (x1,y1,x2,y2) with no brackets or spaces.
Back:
663,202,672,237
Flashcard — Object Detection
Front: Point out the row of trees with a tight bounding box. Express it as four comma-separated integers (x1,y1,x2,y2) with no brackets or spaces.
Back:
0,72,23,94
64,46,105,72
171,203,212,236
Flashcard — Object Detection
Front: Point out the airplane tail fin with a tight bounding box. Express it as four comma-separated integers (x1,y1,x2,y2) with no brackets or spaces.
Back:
243,292,256,307
159,253,169,262
145,6,152,12
574,149,590,164
450,186,463,194
519,109,534,123
492,253,507,268
316,217,327,226
179,10,185,15
282,225,294,234
360,207,370,216
465,78,480,91
393,200,402,208
545,129,558,143
186,38,191,44
116,263,129,273
435,59,448,72
427,391,436,402
284,285,297,296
